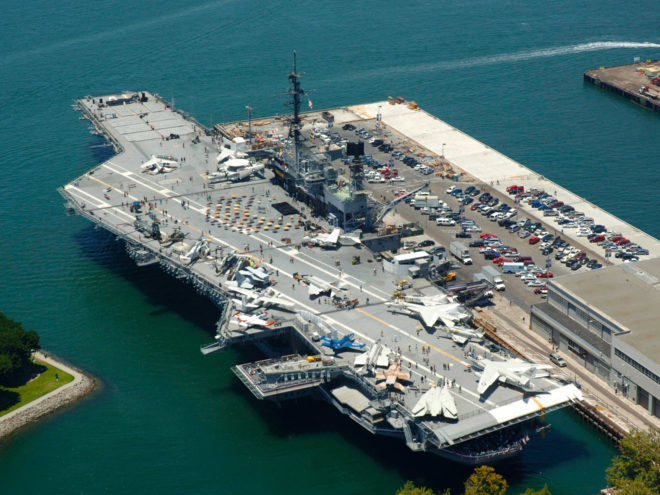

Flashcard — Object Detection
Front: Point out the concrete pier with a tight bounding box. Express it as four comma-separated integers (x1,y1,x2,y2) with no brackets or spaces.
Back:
328,101,660,260
584,59,660,111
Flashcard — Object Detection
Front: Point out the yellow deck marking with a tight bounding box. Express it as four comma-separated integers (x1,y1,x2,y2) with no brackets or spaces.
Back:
89,176,115,190
530,396,545,412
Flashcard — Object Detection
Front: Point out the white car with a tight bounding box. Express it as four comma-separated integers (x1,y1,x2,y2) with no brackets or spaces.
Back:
390,176,405,182
446,185,457,194
436,217,456,226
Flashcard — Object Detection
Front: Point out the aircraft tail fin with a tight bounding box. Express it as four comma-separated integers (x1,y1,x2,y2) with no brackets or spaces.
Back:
520,366,537,386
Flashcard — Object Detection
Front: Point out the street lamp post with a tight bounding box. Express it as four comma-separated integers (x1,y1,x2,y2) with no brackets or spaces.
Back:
442,143,446,159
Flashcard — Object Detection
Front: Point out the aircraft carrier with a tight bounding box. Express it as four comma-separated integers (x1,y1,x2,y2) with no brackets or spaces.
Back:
60,56,581,464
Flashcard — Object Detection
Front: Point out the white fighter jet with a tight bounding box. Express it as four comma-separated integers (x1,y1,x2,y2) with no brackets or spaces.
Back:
353,343,391,370
229,311,276,330
180,239,209,264
402,293,454,306
436,325,484,345
140,155,178,174
303,228,341,249
223,282,295,312
385,300,470,328
301,274,348,298
236,265,270,288
216,147,248,164
412,385,458,419
303,228,363,249
208,161,265,183
210,149,264,182
472,357,552,395
339,230,362,246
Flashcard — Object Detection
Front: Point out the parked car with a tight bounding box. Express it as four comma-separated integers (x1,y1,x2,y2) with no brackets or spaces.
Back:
549,352,567,367
436,217,456,226
455,231,472,238
418,239,435,247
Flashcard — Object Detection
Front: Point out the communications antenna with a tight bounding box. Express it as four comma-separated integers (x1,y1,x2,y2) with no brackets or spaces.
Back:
287,51,306,175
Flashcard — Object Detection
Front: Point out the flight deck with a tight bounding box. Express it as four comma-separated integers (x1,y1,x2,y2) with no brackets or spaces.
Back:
61,88,581,464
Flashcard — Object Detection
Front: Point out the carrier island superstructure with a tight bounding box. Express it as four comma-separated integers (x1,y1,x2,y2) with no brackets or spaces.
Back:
60,59,581,464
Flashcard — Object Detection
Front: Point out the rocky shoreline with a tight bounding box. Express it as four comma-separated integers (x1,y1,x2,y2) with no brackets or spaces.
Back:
0,352,99,441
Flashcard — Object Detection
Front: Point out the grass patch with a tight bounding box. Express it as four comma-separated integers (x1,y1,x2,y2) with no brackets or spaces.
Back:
0,359,74,416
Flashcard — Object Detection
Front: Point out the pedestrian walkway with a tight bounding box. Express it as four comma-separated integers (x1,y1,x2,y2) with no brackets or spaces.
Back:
480,294,660,435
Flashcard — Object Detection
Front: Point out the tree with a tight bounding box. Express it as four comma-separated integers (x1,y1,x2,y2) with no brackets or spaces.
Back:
464,466,508,495
522,485,552,495
0,311,39,382
606,429,660,493
617,479,657,495
396,481,435,495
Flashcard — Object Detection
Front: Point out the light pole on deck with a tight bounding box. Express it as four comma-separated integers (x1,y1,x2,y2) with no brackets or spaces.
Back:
246,105,253,145
442,142,446,159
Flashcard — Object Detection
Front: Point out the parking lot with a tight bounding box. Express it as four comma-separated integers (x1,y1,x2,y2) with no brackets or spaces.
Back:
325,121,621,310
316,117,654,311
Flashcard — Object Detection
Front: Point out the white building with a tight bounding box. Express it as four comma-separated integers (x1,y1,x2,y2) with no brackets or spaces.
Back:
530,259,660,418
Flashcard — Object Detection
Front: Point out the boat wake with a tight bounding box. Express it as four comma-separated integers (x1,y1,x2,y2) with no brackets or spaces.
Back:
446,41,660,69
0,0,233,67
345,41,660,80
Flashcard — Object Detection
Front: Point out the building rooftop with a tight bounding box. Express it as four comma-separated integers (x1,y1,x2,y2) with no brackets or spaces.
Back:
551,258,660,361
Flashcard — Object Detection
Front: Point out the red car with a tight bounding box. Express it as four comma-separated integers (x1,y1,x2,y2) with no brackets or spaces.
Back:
589,235,605,243
616,238,630,245
480,233,496,239
534,286,548,294
470,204,479,210
497,258,512,266
537,272,554,278
528,236,541,245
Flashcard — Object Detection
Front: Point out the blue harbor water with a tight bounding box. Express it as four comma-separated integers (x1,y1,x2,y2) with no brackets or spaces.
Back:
0,1,658,493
